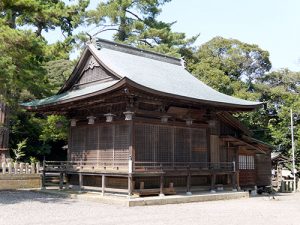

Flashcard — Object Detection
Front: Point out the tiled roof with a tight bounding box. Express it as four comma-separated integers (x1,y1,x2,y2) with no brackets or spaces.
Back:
22,38,262,109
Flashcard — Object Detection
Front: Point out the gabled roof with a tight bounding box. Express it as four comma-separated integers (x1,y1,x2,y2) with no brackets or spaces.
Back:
22,38,263,109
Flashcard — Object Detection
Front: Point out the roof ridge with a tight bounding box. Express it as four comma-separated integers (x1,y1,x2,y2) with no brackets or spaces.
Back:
93,38,182,66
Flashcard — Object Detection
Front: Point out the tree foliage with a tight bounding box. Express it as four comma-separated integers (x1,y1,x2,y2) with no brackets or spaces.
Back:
87,0,198,56
0,0,89,161
189,37,271,96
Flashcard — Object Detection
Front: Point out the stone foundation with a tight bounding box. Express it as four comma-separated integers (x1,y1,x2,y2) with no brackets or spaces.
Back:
0,174,41,190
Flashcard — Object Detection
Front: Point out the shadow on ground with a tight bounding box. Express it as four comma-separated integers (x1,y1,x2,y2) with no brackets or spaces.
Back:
0,190,71,205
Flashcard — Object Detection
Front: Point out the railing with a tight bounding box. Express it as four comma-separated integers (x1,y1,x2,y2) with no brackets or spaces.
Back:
1,162,41,175
42,160,235,174
43,160,129,172
134,161,235,172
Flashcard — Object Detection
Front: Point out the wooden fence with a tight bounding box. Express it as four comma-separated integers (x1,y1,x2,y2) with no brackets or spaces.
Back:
1,162,41,175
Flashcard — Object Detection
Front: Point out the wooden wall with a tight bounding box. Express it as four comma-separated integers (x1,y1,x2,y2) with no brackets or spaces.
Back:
134,122,207,163
69,122,130,163
256,150,272,186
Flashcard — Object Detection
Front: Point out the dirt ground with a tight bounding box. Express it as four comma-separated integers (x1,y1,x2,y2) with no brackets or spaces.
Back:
0,191,300,225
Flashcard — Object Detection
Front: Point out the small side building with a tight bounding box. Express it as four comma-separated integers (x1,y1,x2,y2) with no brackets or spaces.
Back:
22,39,272,195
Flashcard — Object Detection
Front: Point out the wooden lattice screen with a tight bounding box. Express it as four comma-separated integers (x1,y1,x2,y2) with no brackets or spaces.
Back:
69,123,130,164
134,123,208,163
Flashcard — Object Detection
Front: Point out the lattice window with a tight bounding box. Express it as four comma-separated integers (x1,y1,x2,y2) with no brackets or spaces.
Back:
85,126,98,161
135,124,157,161
191,128,207,162
69,127,86,161
239,155,255,170
174,128,190,162
157,126,173,162
114,124,130,162
99,125,113,161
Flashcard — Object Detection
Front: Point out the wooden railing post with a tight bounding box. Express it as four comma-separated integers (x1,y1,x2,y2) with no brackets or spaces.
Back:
20,163,24,174
14,162,18,174
25,163,29,174
8,162,12,174
2,162,6,174
36,162,40,173
31,163,35,174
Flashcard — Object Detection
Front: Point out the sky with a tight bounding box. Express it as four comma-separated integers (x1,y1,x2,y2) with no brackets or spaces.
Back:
47,0,300,71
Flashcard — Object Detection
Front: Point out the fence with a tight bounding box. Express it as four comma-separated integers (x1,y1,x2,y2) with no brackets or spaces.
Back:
1,162,41,175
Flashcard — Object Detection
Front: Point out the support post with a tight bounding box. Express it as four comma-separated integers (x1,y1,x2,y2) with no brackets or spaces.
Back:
79,173,83,193
159,175,164,197
65,173,69,190
186,165,192,195
59,172,63,190
232,172,237,191
128,174,133,197
128,155,133,198
102,175,106,196
211,173,216,193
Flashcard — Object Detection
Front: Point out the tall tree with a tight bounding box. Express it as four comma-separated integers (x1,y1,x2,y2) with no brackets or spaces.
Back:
0,0,89,161
87,0,198,56
189,36,272,95
255,69,300,158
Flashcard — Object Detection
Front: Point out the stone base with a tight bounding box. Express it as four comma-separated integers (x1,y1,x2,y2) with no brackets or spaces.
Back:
0,174,41,190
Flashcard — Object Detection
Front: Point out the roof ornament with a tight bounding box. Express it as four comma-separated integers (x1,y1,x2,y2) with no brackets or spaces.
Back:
180,57,186,68
95,38,102,50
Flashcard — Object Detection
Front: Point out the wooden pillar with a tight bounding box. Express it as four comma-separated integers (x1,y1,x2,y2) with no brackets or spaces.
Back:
159,175,164,197
59,172,64,190
79,173,83,192
65,173,69,190
210,173,216,192
232,172,237,191
128,174,133,197
236,171,240,190
186,165,192,195
102,175,106,196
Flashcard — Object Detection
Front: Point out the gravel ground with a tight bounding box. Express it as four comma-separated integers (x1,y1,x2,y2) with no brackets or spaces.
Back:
1,191,300,225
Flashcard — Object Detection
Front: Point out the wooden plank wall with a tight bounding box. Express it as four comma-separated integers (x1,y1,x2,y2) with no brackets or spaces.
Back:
256,150,272,186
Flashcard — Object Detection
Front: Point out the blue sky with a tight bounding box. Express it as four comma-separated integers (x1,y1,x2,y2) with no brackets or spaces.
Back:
156,0,300,71
46,0,300,71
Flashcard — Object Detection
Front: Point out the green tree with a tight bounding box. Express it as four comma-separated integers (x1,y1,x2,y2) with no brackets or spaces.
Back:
86,0,198,56
0,0,89,37
189,36,272,94
187,36,274,147
256,69,300,158
0,0,89,161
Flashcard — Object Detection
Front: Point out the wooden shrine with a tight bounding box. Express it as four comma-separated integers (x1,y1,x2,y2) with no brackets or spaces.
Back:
22,39,272,196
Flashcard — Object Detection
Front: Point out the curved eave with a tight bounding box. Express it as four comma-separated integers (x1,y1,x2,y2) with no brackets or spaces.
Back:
125,78,263,110
21,79,127,111
22,77,263,112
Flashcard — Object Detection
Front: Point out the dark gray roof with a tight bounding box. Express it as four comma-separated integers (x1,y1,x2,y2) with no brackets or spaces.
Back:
22,38,263,109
